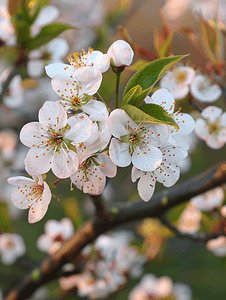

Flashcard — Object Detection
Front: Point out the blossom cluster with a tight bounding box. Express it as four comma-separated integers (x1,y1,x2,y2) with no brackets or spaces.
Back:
6,39,197,222
59,231,146,299
160,65,222,102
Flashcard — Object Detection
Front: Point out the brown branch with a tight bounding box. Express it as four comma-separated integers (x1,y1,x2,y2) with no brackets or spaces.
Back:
4,161,226,300
159,215,226,243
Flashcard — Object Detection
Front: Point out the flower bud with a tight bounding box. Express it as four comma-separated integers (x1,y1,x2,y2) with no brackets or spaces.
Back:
107,40,134,67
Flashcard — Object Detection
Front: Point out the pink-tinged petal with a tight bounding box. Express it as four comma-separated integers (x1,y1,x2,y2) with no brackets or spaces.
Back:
107,40,134,67
83,99,108,121
73,66,102,95
36,234,52,252
52,149,78,178
171,83,189,100
96,154,117,178
83,177,104,195
25,147,53,175
45,63,74,78
201,106,222,123
206,134,226,149
109,109,136,139
132,145,162,172
61,218,74,239
88,51,110,73
7,176,35,186
109,138,131,167
149,88,175,113
171,112,195,136
47,38,69,58
161,145,187,163
44,219,62,236
145,123,169,147
33,5,59,28
191,75,222,102
219,112,226,127
51,73,76,99
27,60,44,78
20,122,44,147
160,71,176,90
11,183,39,209
131,166,143,182
137,173,156,202
156,161,180,187
218,128,226,142
65,114,92,144
39,101,67,131
195,118,209,140
70,169,84,191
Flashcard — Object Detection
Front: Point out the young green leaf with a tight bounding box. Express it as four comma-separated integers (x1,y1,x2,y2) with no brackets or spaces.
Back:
26,22,76,50
122,103,179,128
121,84,142,106
123,55,187,107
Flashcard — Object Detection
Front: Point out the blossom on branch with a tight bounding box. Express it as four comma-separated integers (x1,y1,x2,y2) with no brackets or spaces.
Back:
195,106,226,149
107,40,134,67
7,175,52,223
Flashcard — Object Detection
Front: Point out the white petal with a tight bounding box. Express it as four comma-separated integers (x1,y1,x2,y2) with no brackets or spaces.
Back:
156,161,180,187
171,112,195,136
131,166,143,182
195,118,209,140
47,38,69,58
28,190,51,223
171,83,189,100
45,63,74,78
65,114,92,143
107,40,134,67
33,5,59,28
27,60,44,78
25,147,53,175
109,109,136,139
52,149,79,178
96,154,117,178
219,112,226,127
144,123,169,147
83,99,108,121
51,73,76,99
206,134,226,149
20,122,43,147
36,234,52,252
201,106,222,123
137,173,156,202
132,145,162,171
149,88,175,113
7,176,35,186
109,138,131,167
161,145,188,163
11,183,39,209
73,66,102,95
39,101,67,131
88,51,110,73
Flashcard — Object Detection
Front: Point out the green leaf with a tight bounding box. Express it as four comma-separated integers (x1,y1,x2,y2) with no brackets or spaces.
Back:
129,60,149,71
158,33,173,58
122,103,179,128
123,55,187,107
0,202,12,233
121,84,142,106
26,22,76,50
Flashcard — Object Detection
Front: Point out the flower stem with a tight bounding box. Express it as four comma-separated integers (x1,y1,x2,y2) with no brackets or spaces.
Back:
96,92,109,110
115,72,121,108
53,178,62,187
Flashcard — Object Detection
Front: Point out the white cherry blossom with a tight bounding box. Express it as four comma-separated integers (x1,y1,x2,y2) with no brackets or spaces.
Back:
37,218,74,253
20,101,92,178
206,236,226,257
45,48,110,78
190,74,222,102
0,5,16,46
7,175,52,223
191,187,224,211
0,233,26,265
132,143,187,202
28,38,69,78
70,153,117,195
51,66,103,115
107,40,134,67
109,109,168,171
195,106,226,149
177,204,201,234
160,66,195,100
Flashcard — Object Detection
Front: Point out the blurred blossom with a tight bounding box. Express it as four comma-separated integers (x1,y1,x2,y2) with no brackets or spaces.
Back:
28,38,69,78
195,106,226,149
59,231,145,299
191,187,224,211
28,287,47,300
0,129,17,161
162,0,226,31
206,236,226,257
37,218,74,254
0,233,26,265
177,155,192,174
191,75,222,103
178,204,201,233
220,205,226,217
173,282,193,300
160,66,195,100
0,69,24,109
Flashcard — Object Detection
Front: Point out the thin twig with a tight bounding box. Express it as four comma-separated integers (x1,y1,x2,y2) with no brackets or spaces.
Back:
159,215,226,243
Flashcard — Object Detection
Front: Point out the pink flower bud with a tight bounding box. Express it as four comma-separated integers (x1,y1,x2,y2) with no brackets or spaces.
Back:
107,40,134,67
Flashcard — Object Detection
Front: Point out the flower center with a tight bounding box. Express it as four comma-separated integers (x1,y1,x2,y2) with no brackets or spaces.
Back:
67,47,94,69
5,240,15,249
209,122,221,134
174,69,187,83
53,233,64,243
121,125,148,154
